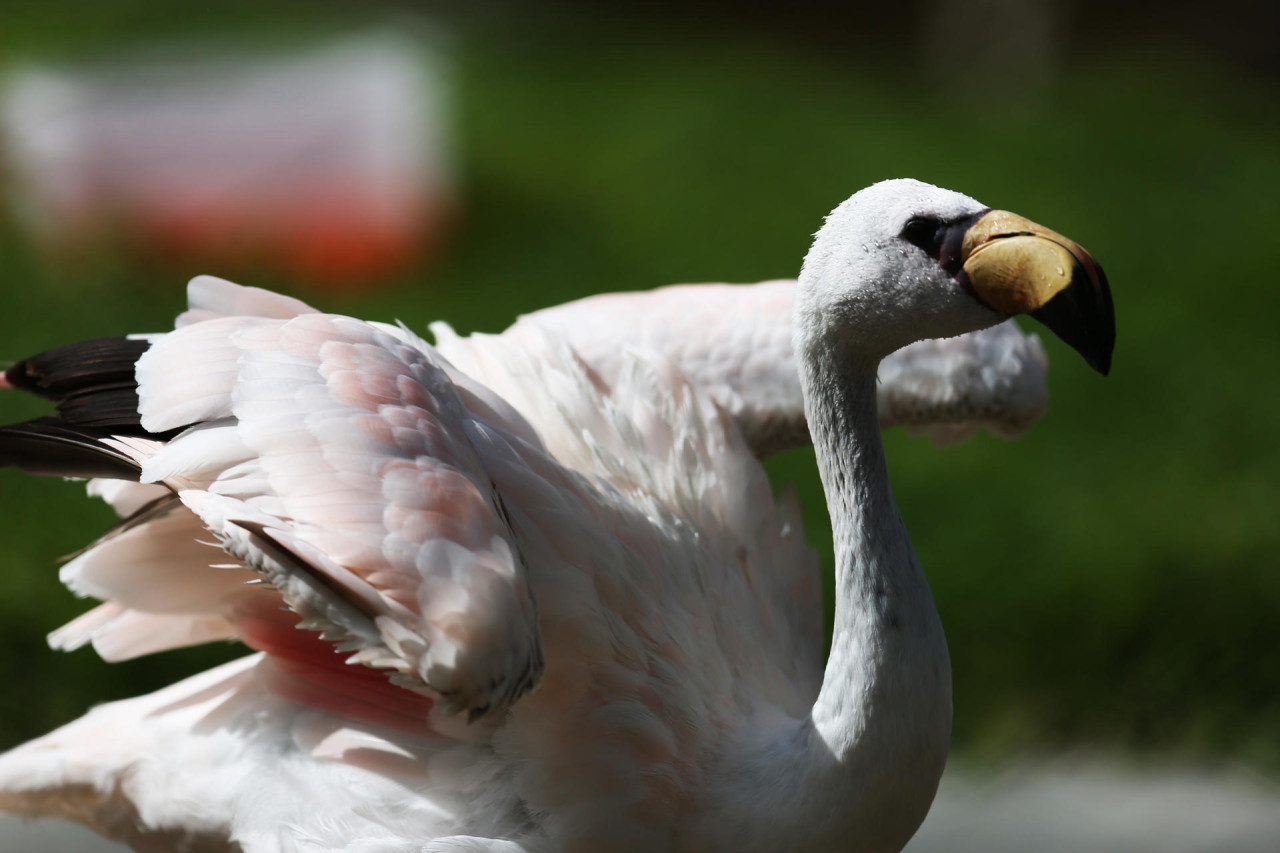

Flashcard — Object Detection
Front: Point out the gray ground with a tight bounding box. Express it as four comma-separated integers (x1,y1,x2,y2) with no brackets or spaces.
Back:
1,759,1278,852
907,758,1280,853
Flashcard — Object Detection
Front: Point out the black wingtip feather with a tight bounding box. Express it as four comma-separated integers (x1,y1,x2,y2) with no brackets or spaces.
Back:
5,337,154,433
0,417,142,480
0,336,179,481
6,337,150,398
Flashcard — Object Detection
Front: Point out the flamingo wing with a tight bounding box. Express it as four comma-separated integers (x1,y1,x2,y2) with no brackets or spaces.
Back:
0,277,825,850
5,276,546,719
511,279,1048,454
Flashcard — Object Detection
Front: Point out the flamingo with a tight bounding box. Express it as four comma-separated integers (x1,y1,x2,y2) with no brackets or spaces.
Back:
0,179,1112,852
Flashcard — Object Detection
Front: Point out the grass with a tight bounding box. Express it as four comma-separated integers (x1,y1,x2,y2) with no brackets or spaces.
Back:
0,5,1277,770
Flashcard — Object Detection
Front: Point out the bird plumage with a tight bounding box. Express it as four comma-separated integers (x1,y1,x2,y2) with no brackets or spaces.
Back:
0,179,1111,853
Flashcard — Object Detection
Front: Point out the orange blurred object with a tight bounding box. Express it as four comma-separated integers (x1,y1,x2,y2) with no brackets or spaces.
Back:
2,32,455,289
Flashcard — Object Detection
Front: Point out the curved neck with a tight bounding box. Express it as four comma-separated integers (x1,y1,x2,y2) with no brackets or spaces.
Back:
808,333,953,849
803,339,949,742
695,331,951,853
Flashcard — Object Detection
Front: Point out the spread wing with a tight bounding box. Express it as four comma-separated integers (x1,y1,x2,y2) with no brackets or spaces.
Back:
3,276,545,719
515,280,1048,454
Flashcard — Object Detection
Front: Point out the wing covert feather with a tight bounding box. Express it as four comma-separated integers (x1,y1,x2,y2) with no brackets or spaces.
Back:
136,308,546,716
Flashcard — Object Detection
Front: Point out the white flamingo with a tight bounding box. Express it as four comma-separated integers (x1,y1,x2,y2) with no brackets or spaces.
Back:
0,179,1112,853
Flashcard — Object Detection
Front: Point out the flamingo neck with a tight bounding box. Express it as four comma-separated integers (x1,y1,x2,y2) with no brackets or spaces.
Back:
693,334,951,853
803,336,953,850
804,342,950,741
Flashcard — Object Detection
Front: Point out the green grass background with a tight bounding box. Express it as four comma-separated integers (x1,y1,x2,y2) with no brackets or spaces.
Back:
0,2,1277,770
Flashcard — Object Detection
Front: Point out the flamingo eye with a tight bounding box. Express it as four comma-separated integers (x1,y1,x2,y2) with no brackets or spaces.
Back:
901,216,945,257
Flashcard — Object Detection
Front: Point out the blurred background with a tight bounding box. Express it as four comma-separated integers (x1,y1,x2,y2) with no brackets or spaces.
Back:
0,0,1277,849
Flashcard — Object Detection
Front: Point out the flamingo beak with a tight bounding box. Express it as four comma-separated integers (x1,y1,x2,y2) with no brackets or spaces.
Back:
960,210,1115,375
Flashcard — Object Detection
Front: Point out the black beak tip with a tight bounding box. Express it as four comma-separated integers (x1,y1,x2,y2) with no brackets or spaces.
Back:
1030,260,1115,377
1087,346,1113,377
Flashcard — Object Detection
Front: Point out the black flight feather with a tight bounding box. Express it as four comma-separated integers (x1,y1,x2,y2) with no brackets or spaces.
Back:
4,337,156,434
0,417,143,480
0,336,169,481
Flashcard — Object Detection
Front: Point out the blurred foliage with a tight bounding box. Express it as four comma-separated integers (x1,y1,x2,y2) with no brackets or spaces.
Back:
0,1,1278,772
